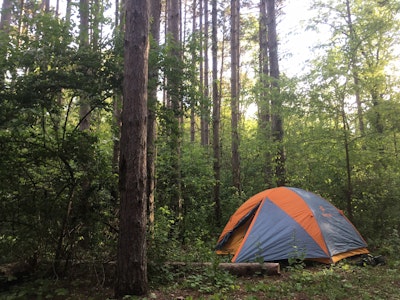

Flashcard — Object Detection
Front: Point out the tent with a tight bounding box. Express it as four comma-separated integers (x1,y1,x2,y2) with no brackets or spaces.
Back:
215,187,369,263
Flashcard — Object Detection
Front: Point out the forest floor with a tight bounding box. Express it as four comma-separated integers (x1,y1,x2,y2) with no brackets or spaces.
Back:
1,257,400,299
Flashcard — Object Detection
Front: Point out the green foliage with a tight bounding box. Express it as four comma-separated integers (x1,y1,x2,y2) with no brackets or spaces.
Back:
0,126,117,264
287,248,306,270
3,259,400,299
182,263,238,294
0,8,119,269
375,229,400,259
148,204,220,285
241,262,400,300
1,278,70,299
267,4,400,261
155,141,217,241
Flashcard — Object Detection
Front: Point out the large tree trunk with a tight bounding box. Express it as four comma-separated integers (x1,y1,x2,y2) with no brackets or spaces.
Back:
211,0,221,225
115,0,150,296
266,0,285,186
230,0,241,193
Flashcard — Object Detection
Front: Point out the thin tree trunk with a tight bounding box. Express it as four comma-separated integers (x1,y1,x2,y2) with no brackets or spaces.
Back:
0,0,13,31
40,0,50,12
266,0,285,186
345,0,364,135
211,0,221,225
167,0,184,234
190,0,197,143
115,0,150,296
217,9,227,208
0,0,12,87
119,0,127,29
65,0,72,26
111,0,125,174
79,0,91,131
204,0,210,145
201,0,210,146
230,0,241,193
199,0,204,142
92,0,101,52
77,0,92,250
259,0,273,187
115,0,120,28
148,0,161,237
341,104,353,221
112,0,123,175
112,95,121,174
111,0,123,203
54,189,74,273
219,17,226,100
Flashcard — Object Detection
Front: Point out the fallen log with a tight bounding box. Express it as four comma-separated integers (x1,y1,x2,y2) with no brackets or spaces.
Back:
218,262,280,276
165,262,280,276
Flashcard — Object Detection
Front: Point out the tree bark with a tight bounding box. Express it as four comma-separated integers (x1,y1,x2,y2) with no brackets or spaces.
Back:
211,0,221,225
190,0,197,143
148,0,162,237
259,0,273,188
266,0,285,186
0,0,12,31
112,95,121,174
115,0,150,296
79,0,91,131
199,0,204,143
92,0,101,52
201,0,210,146
0,0,12,86
341,107,354,222
345,0,364,135
167,0,184,233
230,0,241,193
65,0,72,27
40,0,50,12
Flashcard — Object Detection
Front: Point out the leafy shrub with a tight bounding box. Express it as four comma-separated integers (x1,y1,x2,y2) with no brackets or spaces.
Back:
183,263,238,294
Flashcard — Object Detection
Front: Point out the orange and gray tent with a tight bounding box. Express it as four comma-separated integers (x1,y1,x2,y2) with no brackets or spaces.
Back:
215,187,369,263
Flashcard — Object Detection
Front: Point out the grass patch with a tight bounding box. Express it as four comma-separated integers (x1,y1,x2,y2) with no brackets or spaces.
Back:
162,259,400,300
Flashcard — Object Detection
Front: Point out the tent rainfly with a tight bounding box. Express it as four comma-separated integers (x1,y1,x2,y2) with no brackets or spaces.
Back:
215,187,369,263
